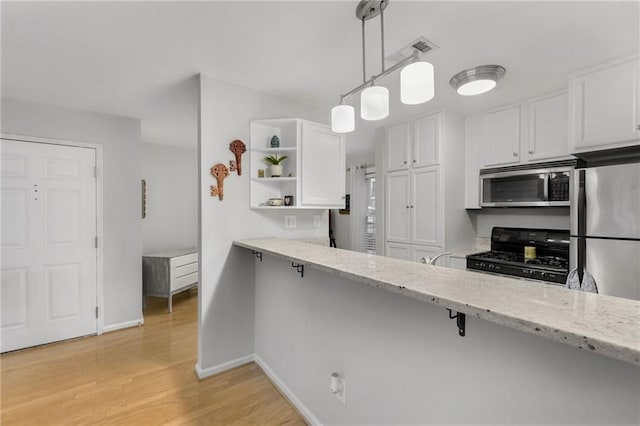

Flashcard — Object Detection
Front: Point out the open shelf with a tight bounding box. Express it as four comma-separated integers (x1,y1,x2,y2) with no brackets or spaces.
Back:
251,177,296,182
250,205,297,210
252,147,297,153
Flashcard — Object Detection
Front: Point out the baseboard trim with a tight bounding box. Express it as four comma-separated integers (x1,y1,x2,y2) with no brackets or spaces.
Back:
254,354,322,426
102,318,144,333
194,354,255,380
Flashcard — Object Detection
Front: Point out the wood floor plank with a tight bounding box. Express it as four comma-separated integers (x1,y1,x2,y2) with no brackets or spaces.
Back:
0,291,305,425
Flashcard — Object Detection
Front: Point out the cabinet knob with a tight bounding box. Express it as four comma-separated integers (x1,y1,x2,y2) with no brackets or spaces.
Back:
637,124,640,130
403,161,407,164
410,205,414,208
406,205,409,209
412,159,416,163
513,152,518,157
528,149,534,154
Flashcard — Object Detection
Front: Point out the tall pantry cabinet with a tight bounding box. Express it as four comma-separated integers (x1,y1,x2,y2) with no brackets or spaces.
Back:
378,110,474,265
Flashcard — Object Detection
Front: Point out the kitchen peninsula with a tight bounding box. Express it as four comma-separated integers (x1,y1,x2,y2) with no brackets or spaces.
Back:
233,238,639,425
236,238,639,365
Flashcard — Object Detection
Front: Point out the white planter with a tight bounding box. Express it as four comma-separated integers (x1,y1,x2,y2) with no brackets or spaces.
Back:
269,165,283,177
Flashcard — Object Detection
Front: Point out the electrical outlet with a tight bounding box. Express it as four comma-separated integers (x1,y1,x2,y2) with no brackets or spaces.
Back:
284,215,296,229
313,215,322,227
330,373,346,405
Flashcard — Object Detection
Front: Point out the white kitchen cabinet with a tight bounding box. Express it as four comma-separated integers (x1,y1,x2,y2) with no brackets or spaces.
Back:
250,118,345,209
385,243,443,265
526,92,569,162
386,166,441,247
411,166,441,247
386,242,411,260
385,171,411,243
483,106,521,167
412,114,439,168
569,56,640,152
386,113,440,172
385,122,411,171
300,121,345,207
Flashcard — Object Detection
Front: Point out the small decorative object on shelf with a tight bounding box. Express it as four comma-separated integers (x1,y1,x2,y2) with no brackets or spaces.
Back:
284,195,294,206
210,163,230,201
257,169,265,178
270,135,280,148
263,154,288,177
229,139,246,176
268,198,283,206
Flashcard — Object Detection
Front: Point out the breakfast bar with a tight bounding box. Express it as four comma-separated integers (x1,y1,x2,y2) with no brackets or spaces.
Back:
236,238,640,366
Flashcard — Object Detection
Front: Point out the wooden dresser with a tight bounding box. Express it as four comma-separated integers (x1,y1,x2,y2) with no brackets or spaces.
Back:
142,248,198,312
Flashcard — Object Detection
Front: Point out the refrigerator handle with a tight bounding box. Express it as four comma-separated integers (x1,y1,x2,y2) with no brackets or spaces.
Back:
577,170,586,284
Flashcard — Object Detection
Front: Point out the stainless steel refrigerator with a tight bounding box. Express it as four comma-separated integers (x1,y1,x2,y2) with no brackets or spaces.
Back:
570,148,640,301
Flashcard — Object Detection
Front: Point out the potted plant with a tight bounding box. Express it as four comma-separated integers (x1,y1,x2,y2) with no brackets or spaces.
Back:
263,155,287,177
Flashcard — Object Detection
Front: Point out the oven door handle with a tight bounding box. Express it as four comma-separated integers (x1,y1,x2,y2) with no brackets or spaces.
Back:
543,173,550,201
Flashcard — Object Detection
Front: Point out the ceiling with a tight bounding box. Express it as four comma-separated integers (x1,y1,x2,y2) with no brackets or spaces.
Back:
2,1,638,152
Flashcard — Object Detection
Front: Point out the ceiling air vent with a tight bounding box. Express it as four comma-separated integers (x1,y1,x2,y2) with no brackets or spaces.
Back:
385,36,439,68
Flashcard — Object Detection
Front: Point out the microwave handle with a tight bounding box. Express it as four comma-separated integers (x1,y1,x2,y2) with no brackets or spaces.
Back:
543,173,549,201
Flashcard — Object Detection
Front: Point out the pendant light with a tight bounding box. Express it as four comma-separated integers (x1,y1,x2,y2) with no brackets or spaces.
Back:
449,65,506,96
330,0,435,133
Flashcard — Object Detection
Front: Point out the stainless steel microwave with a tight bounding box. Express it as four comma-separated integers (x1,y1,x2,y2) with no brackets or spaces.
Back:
479,162,575,207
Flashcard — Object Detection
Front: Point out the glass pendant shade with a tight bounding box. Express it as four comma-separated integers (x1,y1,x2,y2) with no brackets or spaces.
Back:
400,61,435,105
360,86,389,120
331,104,355,133
456,79,497,96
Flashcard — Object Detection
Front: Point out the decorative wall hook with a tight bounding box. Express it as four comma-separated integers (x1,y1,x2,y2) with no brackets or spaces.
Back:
210,163,230,200
229,140,246,176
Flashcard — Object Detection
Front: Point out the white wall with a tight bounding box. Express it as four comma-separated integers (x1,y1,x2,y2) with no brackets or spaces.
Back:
197,75,330,371
1,97,142,328
141,143,197,254
255,255,640,425
472,208,571,238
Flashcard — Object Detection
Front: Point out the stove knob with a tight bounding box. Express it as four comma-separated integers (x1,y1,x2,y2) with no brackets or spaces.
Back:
479,262,486,268
540,272,547,278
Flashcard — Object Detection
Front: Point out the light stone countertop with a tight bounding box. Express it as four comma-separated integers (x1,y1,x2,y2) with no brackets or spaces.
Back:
235,238,640,366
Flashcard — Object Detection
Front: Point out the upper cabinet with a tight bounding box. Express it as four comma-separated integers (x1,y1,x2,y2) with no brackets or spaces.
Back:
299,121,345,207
569,55,640,152
483,106,521,167
249,118,345,209
386,113,440,171
526,92,569,161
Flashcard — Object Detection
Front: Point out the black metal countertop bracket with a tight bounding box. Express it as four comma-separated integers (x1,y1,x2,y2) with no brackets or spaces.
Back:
291,262,304,278
251,250,263,262
447,309,466,337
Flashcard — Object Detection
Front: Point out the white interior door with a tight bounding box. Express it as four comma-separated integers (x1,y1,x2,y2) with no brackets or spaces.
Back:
1,139,97,352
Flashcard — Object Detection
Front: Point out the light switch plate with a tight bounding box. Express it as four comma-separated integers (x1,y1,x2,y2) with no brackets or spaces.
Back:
285,215,296,229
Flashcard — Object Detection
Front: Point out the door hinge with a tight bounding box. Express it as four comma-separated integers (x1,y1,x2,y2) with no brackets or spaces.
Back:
95,236,98,248
94,166,98,178
95,306,99,318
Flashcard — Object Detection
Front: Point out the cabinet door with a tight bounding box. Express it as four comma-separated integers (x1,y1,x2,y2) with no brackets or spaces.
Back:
386,122,411,171
300,122,345,207
413,114,439,167
386,242,411,260
385,171,410,243
411,245,444,265
483,106,521,167
569,58,640,151
526,93,569,162
411,167,441,247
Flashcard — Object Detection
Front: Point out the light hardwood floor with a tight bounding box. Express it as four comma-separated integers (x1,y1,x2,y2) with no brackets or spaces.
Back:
1,290,305,425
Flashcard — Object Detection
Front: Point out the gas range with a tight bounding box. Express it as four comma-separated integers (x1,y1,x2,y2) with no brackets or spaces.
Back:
466,227,570,285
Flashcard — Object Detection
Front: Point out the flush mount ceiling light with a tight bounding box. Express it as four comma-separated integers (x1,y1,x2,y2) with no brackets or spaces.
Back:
330,0,435,133
449,65,506,96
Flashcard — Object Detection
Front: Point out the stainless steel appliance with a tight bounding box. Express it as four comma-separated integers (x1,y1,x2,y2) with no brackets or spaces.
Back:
571,147,640,300
467,227,570,284
479,161,575,207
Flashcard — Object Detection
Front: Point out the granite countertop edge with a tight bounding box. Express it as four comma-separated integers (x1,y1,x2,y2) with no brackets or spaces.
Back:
234,238,640,366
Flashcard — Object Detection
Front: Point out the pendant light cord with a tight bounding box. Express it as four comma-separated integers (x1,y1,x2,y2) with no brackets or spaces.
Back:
380,1,385,72
361,18,367,84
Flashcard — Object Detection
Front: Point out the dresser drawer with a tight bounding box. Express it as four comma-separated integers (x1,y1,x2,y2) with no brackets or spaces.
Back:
174,261,198,278
172,271,198,292
171,253,198,268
